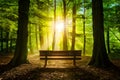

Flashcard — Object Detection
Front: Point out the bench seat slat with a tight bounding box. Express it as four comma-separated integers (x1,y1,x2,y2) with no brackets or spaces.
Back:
40,58,81,60
40,50,81,52
40,54,81,56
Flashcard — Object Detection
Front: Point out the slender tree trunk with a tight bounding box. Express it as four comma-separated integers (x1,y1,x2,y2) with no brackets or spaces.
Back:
63,0,68,50
38,26,43,49
83,0,86,56
47,0,50,50
38,26,41,49
0,26,2,52
107,26,110,54
10,34,13,53
88,0,113,67
35,25,38,50
0,28,3,52
9,0,30,67
52,0,56,50
40,35,44,49
29,25,33,53
71,1,76,50
6,31,9,53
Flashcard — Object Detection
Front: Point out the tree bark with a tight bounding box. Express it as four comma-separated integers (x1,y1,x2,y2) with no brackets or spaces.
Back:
9,0,30,67
88,0,113,68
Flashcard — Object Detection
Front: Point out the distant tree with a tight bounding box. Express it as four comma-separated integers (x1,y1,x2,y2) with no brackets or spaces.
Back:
0,28,3,52
106,26,110,53
9,0,30,66
88,0,113,67
35,25,38,50
71,0,76,50
28,24,33,53
5,29,9,53
104,0,117,54
63,0,68,50
0,0,18,53
82,0,86,56
52,0,56,50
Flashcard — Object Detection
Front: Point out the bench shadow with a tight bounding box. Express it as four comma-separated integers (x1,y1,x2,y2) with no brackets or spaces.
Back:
37,67,100,80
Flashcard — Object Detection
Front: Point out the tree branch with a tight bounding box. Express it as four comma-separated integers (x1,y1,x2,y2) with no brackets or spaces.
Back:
110,29,120,41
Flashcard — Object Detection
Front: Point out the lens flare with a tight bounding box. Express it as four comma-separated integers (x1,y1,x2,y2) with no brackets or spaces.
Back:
55,21,64,32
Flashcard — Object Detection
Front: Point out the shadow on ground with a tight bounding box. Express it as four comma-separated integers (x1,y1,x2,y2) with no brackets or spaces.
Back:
4,67,100,80
0,54,120,80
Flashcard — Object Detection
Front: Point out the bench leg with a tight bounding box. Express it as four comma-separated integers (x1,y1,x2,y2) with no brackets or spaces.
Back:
73,55,76,66
73,59,76,66
44,60,47,67
44,55,47,67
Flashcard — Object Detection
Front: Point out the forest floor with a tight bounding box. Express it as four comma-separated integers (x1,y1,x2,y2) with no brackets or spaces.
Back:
0,52,120,80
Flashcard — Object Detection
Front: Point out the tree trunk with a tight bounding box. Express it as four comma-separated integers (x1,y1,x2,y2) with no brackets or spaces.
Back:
52,0,56,50
10,34,13,53
63,0,68,50
0,28,3,52
39,26,43,49
35,25,38,50
6,31,9,53
71,1,76,50
107,26,110,54
9,0,30,67
88,0,113,68
83,0,86,56
29,25,33,53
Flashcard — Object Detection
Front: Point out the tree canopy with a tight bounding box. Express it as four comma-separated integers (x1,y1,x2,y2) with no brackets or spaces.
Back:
0,0,120,67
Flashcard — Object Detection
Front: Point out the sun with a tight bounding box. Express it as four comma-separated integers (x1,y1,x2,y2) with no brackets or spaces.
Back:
55,21,64,32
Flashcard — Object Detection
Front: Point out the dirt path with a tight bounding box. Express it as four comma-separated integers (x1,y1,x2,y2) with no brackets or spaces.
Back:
0,53,120,80
18,68,100,80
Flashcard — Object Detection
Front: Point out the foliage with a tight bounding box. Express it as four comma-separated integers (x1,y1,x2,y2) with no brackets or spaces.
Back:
0,0,120,59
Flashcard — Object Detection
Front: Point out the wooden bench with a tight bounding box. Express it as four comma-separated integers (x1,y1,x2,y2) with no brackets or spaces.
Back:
39,50,82,67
